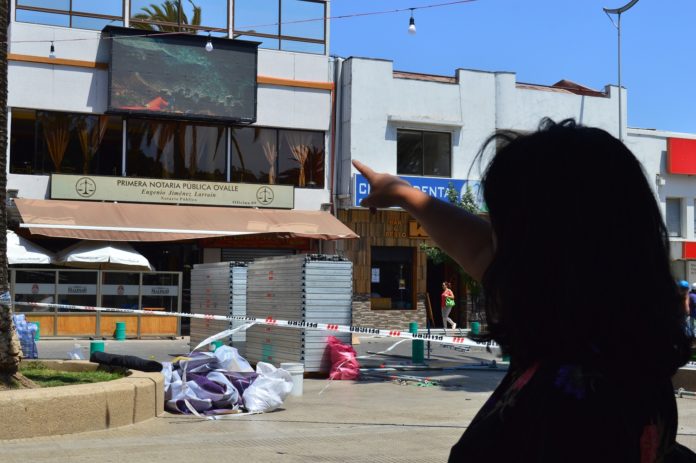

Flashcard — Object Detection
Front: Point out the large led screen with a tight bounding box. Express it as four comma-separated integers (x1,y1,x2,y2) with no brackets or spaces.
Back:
105,26,258,123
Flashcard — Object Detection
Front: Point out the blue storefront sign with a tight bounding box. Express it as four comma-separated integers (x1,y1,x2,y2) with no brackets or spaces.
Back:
354,174,484,209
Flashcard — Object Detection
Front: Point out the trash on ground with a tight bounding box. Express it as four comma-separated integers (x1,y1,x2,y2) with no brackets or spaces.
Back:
12,314,38,359
162,345,293,416
68,343,84,360
90,351,163,372
361,372,440,387
327,335,360,380
242,362,294,412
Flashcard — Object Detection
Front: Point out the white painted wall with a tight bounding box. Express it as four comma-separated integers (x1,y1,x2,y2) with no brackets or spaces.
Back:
496,73,623,137
7,174,50,199
340,57,624,203
627,128,696,243
294,188,330,211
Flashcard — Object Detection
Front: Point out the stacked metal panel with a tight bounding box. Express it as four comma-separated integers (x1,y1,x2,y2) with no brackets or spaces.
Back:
190,262,247,349
246,254,352,373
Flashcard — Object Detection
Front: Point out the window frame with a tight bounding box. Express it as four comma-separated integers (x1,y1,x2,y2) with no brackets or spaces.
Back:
229,125,325,188
233,0,326,54
125,117,229,182
396,128,452,178
369,245,416,311
9,108,124,176
666,197,683,238
129,0,230,35
15,0,125,29
10,107,325,188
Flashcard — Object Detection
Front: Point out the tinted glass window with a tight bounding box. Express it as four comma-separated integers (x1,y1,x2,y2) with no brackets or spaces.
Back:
15,9,70,27
72,0,122,16
278,129,324,188
234,0,325,54
281,0,324,39
666,198,682,237
234,0,279,35
397,129,451,177
126,118,226,181
370,246,414,310
396,130,423,176
17,0,69,9
16,0,122,29
10,109,123,176
231,126,277,184
131,0,227,32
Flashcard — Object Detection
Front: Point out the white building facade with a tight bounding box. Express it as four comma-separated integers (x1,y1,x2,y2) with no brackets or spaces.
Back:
335,56,693,331
5,0,356,338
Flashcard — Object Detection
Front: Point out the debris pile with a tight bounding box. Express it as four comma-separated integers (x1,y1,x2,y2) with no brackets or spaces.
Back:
12,314,38,359
162,346,294,415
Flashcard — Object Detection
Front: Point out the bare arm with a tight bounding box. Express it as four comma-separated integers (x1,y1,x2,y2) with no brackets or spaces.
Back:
353,160,493,282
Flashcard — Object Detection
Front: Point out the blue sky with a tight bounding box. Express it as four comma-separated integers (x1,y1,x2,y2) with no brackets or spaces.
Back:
329,0,696,134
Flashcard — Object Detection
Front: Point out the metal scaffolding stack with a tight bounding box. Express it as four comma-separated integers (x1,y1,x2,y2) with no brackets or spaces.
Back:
246,254,352,373
190,262,247,349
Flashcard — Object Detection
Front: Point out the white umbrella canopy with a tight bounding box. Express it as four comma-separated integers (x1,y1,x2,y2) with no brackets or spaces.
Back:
7,230,54,265
54,241,154,271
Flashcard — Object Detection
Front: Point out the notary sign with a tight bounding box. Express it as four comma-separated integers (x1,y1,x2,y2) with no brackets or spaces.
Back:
51,174,294,209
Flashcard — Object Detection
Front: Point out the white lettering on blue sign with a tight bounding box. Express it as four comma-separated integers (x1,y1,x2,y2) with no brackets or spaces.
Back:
354,173,482,208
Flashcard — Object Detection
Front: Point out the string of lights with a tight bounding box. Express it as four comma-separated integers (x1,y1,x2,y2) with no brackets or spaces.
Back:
8,0,479,46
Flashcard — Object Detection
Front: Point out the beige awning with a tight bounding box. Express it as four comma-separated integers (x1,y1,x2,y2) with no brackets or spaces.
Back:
15,199,359,242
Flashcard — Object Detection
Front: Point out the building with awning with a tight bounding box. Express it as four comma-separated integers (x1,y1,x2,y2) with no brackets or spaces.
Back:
6,1,353,338
16,199,358,242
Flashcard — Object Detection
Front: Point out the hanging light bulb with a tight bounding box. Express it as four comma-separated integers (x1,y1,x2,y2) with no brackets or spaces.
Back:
205,33,213,52
408,8,416,35
49,41,56,59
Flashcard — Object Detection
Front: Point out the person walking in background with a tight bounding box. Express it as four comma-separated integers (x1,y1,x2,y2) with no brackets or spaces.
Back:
689,283,696,338
441,281,457,334
680,280,691,337
353,119,693,462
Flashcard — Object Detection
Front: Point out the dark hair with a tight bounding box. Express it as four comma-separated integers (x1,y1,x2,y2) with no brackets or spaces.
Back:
442,281,451,289
478,119,690,380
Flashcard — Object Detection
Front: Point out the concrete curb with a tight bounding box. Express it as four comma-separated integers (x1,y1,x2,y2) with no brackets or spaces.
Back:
0,360,164,440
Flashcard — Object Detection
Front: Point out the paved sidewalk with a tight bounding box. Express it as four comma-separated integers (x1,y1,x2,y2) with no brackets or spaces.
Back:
3,336,694,461
3,372,696,462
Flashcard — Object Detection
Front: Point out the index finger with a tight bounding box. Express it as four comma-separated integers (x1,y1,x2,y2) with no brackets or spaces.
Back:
352,160,376,180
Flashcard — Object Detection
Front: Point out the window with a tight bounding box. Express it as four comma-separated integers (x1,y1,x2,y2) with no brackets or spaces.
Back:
370,246,414,310
102,272,140,311
130,0,228,35
10,109,122,176
666,198,682,237
234,0,326,54
231,126,324,188
16,0,123,30
142,273,179,312
397,129,451,177
126,118,227,181
14,270,56,310
12,110,324,189
57,270,98,312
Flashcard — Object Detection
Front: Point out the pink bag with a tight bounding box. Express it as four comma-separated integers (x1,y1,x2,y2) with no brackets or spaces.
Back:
326,336,360,380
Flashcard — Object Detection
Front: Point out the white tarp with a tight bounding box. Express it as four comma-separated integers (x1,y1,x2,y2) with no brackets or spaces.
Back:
7,230,54,265
54,241,153,271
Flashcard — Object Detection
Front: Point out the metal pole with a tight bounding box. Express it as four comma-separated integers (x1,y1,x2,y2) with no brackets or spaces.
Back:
617,13,622,142
604,0,640,142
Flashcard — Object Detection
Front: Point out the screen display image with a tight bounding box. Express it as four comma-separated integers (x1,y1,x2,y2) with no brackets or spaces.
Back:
106,26,258,123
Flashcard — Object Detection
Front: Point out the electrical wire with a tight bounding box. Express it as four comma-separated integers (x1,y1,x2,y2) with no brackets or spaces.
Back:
8,0,479,46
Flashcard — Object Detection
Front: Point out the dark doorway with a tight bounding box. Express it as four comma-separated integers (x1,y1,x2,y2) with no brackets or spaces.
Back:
426,259,445,329
427,258,465,330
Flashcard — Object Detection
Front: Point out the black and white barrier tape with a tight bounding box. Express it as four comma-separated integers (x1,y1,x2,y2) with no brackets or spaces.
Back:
9,301,499,351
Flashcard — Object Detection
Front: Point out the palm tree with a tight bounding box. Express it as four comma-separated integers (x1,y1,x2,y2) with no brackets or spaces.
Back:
132,0,202,33
0,0,23,381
